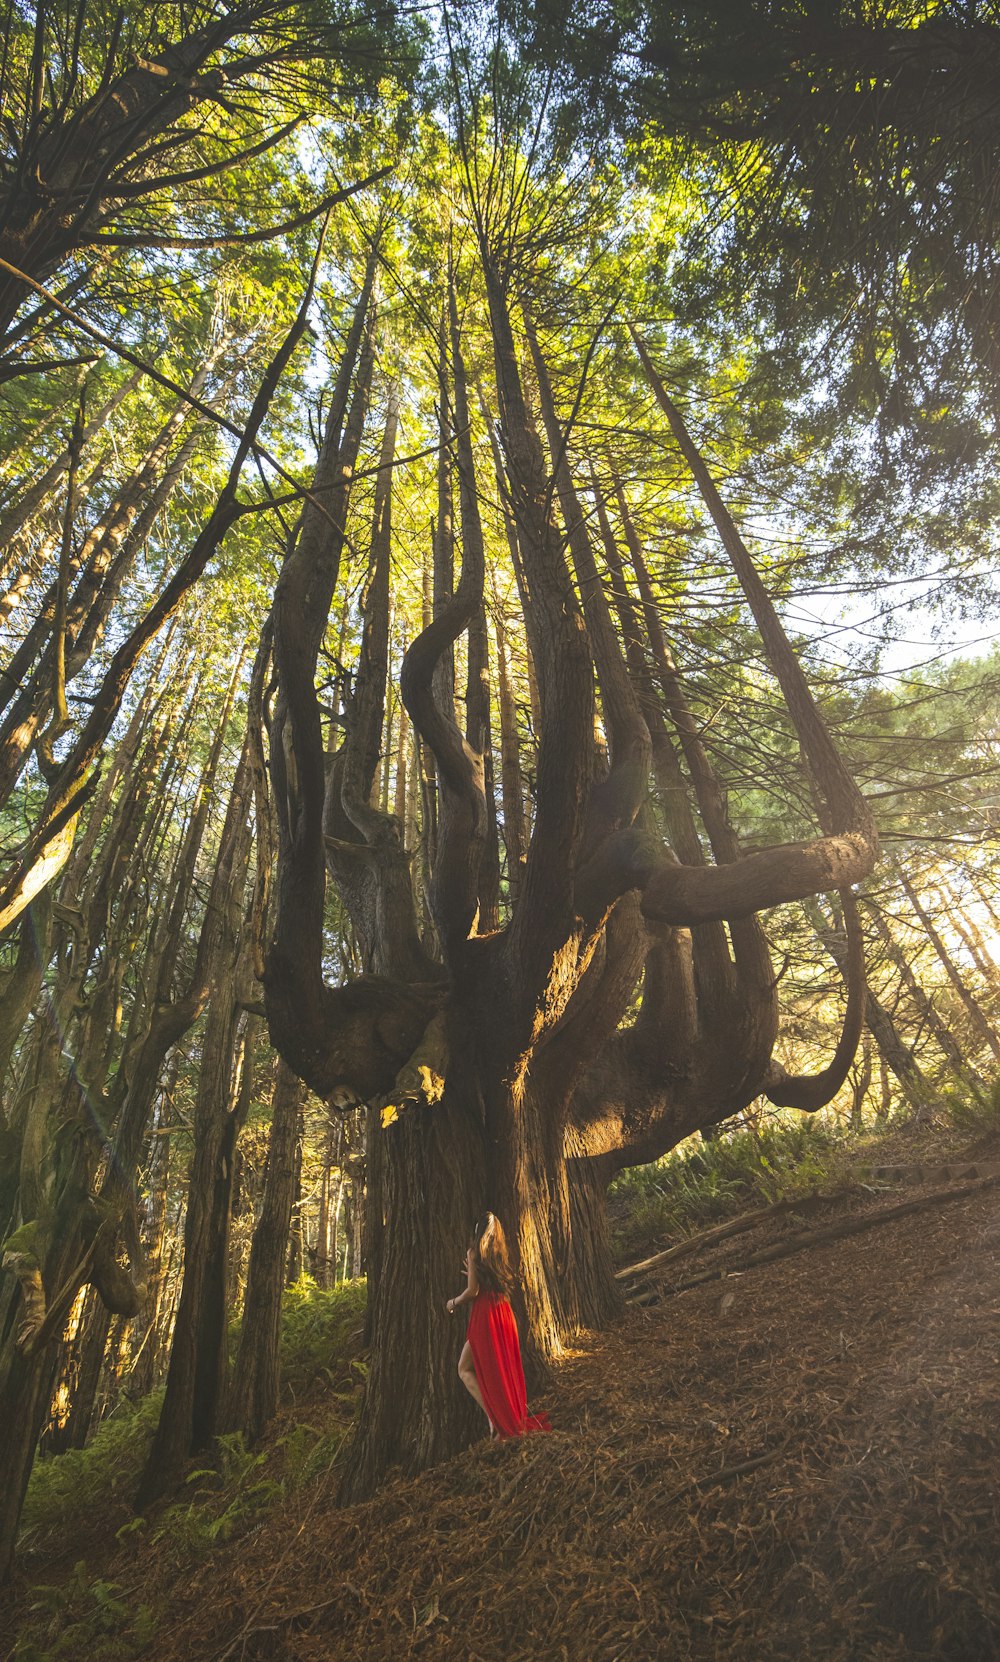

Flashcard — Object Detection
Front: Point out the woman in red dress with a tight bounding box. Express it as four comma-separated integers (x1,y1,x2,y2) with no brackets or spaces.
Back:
445,1212,550,1439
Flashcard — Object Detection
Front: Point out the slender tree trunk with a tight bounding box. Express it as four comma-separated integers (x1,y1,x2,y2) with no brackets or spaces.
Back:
806,895,932,1112
940,879,1000,989
0,367,143,573
897,866,1000,1062
286,1136,304,1287
865,891,985,1092
850,1033,873,1130
227,1060,305,1443
878,1055,892,1121
137,762,254,1501
129,1092,176,1402
494,613,527,906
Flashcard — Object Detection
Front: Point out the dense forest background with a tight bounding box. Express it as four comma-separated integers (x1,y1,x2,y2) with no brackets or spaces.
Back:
2,0,1000,1605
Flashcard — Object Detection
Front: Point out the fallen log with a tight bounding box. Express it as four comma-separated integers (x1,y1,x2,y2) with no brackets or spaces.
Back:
616,1189,846,1283
627,1172,1000,1304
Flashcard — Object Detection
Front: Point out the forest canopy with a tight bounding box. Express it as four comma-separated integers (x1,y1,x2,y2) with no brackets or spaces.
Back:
1,0,999,1588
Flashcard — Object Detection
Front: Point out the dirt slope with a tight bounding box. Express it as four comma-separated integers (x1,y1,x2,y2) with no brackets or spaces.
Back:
56,1177,997,1662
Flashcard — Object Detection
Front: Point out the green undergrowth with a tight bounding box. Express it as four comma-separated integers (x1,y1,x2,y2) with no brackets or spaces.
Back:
609,1114,860,1260
12,1279,368,1660
280,1274,368,1398
610,1082,1000,1262
934,1074,1000,1141
17,1389,166,1563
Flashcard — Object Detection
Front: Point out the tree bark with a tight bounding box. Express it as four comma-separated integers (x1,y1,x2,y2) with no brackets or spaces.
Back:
227,1059,305,1444
137,748,255,1503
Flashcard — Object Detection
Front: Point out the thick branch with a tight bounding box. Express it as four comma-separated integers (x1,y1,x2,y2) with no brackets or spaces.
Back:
266,246,377,1020
524,306,650,850
632,330,877,852
400,272,489,957
324,382,436,982
640,829,875,926
480,251,594,997
764,889,867,1111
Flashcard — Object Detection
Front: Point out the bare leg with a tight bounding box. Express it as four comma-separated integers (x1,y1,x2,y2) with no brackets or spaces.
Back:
458,1341,493,1431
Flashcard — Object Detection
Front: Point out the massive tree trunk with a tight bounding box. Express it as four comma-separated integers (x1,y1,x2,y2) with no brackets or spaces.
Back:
260,241,879,1507
340,1076,486,1498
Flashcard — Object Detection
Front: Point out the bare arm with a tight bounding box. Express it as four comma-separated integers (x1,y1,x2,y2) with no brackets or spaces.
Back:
446,1248,479,1313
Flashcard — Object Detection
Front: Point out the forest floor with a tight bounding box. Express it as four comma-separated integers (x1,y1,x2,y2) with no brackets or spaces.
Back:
6,1123,1000,1662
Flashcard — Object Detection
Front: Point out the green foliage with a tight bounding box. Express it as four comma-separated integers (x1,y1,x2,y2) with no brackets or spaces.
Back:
610,1115,852,1255
17,1391,165,1560
142,1434,283,1566
280,1274,368,1396
18,1280,367,1566
12,1559,158,1662
279,1419,353,1489
12,1281,371,1654
936,1075,1000,1139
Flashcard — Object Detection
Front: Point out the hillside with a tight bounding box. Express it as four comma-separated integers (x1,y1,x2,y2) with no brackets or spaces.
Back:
6,1132,1000,1662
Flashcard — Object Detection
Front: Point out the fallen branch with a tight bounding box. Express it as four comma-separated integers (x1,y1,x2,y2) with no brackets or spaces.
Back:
629,1173,1000,1303
663,1441,790,1507
616,1189,845,1282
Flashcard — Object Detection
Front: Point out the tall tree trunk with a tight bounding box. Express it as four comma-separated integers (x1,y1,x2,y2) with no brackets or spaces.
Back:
339,1080,485,1500
137,757,254,1503
806,894,932,1113
227,1059,305,1443
897,866,1000,1063
493,612,527,906
865,891,985,1092
0,367,143,573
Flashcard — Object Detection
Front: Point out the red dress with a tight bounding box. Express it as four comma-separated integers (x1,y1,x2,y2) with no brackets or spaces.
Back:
466,1290,551,1438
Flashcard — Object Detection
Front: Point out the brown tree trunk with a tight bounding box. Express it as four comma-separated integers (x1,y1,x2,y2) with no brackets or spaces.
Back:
898,864,1000,1061
494,612,527,906
227,1060,305,1443
806,894,932,1112
0,367,143,572
339,1077,485,1500
850,1033,874,1130
137,757,254,1503
0,363,228,801
865,891,985,1093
